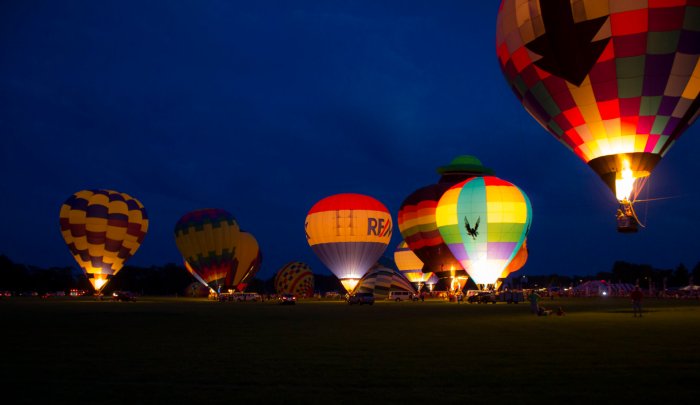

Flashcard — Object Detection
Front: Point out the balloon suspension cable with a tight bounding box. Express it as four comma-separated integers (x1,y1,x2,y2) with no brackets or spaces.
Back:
628,202,645,228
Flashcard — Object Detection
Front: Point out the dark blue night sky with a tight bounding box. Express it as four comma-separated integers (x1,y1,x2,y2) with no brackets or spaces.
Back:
1,0,699,280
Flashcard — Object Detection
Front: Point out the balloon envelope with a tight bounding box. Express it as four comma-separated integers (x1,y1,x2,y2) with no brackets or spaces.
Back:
59,189,148,292
228,231,262,292
496,1,700,203
174,209,240,291
393,241,436,288
436,176,532,286
355,265,416,300
306,193,392,293
275,261,314,297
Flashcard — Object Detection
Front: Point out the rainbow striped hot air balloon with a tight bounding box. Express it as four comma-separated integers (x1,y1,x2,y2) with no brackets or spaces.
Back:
306,193,392,293
398,156,494,279
275,262,315,298
496,0,700,232
59,189,148,292
174,209,241,292
436,177,532,288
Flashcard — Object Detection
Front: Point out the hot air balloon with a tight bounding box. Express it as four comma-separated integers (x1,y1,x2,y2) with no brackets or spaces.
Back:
306,193,392,293
227,231,262,292
496,0,700,232
275,261,315,297
174,209,240,293
354,265,416,300
398,156,494,279
59,189,148,292
393,241,436,292
436,176,532,289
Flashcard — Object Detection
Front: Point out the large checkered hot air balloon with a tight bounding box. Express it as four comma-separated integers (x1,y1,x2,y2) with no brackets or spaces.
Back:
436,177,532,288
496,0,700,232
306,193,392,293
59,189,148,292
174,209,241,292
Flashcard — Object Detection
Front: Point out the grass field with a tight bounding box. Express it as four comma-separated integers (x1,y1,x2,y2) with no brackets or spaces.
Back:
2,296,700,403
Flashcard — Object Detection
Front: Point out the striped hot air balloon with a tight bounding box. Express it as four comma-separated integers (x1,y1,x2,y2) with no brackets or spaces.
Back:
306,193,392,293
436,176,532,288
398,156,494,279
496,0,700,231
274,261,315,297
59,189,148,292
355,265,416,300
393,241,436,292
174,209,240,292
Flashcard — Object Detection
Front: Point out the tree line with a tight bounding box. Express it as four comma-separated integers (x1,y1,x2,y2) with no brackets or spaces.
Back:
0,254,697,296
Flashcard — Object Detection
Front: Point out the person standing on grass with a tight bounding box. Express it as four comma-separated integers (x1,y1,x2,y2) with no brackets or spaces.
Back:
528,290,540,314
631,286,643,317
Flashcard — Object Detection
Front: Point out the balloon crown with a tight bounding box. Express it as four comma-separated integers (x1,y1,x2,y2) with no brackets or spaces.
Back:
437,155,495,176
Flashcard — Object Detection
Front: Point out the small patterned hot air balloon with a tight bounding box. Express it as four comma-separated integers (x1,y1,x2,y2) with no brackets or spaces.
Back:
393,241,436,292
275,261,315,297
59,189,148,292
306,193,393,293
228,231,262,292
496,0,700,232
355,265,416,300
174,209,240,292
398,156,494,279
436,176,532,288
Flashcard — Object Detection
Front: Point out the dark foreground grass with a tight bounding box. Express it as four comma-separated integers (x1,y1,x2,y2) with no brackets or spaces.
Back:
2,296,699,404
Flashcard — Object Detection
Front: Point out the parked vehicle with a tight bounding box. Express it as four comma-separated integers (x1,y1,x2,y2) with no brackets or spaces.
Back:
467,291,497,304
347,292,375,305
278,293,297,305
112,291,136,302
231,292,261,302
388,291,416,302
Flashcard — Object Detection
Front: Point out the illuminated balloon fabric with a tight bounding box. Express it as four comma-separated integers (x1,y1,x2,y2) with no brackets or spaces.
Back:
398,156,493,278
306,193,392,293
355,266,417,300
174,209,240,289
227,231,262,291
393,241,436,285
59,189,148,292
274,262,315,297
496,1,700,200
500,239,528,279
436,177,532,286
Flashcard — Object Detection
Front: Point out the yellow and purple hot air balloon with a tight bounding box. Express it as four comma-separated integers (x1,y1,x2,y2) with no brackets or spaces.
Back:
496,0,700,232
306,193,393,293
275,261,315,298
59,189,148,292
174,209,241,292
436,177,532,288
